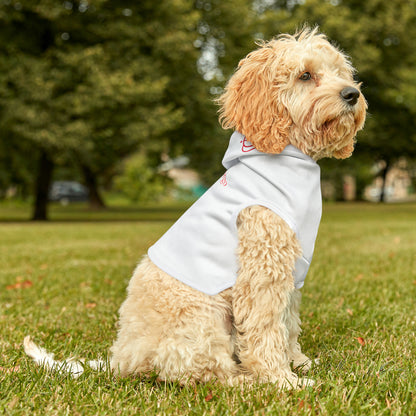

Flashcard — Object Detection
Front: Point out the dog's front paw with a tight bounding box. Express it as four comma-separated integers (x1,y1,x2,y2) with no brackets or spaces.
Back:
293,354,319,373
298,377,315,388
279,374,315,390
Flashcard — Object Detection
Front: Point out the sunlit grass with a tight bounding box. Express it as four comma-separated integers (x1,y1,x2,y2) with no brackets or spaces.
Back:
1,202,415,415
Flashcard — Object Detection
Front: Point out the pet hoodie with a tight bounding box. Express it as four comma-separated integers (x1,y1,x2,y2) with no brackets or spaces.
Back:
148,131,322,296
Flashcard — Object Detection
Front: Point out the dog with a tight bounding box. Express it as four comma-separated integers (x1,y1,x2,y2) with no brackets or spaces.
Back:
25,27,366,389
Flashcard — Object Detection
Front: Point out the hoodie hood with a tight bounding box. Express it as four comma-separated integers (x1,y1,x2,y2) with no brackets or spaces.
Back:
222,131,316,170
222,131,262,169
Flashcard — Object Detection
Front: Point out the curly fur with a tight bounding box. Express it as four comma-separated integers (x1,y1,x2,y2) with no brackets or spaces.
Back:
218,27,366,159
25,27,366,389
110,207,313,388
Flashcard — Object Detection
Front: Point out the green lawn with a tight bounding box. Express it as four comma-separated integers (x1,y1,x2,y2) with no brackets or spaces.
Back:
1,202,415,415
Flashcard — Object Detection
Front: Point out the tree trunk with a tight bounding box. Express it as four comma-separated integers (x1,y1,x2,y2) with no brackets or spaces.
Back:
80,164,106,209
32,150,54,221
379,159,390,203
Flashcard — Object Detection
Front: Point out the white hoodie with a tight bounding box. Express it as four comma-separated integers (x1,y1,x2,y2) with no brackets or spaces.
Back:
148,131,322,295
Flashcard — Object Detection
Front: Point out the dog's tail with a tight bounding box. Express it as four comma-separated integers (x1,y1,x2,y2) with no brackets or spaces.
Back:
23,336,106,378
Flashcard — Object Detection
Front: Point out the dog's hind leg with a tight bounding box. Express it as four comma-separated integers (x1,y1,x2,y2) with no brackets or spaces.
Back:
232,205,314,388
149,287,241,384
285,289,316,373
110,257,241,384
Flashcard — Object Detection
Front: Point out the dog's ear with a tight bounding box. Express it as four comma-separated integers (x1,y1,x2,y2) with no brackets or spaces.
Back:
218,45,291,154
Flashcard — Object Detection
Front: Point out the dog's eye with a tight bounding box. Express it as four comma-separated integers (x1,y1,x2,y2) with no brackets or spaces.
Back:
299,72,312,81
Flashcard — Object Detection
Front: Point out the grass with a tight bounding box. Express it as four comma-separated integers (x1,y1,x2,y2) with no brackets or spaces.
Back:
1,201,416,415
0,199,192,222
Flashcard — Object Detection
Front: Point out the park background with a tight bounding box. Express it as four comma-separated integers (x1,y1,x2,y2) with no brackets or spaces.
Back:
1,1,416,415
1,0,416,218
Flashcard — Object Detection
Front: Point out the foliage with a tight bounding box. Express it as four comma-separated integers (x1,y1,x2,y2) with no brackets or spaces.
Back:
0,0,197,158
0,0,198,217
165,0,256,185
1,202,416,414
0,0,257,215
2,0,416,209
114,153,171,203
0,132,36,198
256,0,416,197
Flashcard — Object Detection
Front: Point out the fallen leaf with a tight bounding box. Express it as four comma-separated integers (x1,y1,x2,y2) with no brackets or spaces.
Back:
412,280,416,286
40,264,48,270
346,308,353,316
6,280,33,290
354,274,364,281
85,303,97,309
355,337,365,346
204,390,213,402
297,399,312,411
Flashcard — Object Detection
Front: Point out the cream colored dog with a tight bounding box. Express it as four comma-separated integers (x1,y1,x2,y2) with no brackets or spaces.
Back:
25,28,366,388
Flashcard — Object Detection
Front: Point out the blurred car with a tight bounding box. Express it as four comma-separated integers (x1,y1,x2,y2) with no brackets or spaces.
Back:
49,181,89,205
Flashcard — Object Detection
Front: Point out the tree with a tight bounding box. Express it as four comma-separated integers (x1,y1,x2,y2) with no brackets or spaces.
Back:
255,0,416,201
157,0,256,185
0,0,197,219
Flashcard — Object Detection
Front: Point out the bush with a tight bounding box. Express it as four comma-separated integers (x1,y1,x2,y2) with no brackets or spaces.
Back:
114,154,171,203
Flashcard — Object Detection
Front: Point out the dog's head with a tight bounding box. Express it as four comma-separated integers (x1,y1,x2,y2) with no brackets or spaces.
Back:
218,27,367,160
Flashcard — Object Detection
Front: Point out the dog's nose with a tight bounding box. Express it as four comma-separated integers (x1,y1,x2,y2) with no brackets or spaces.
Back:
340,87,360,106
